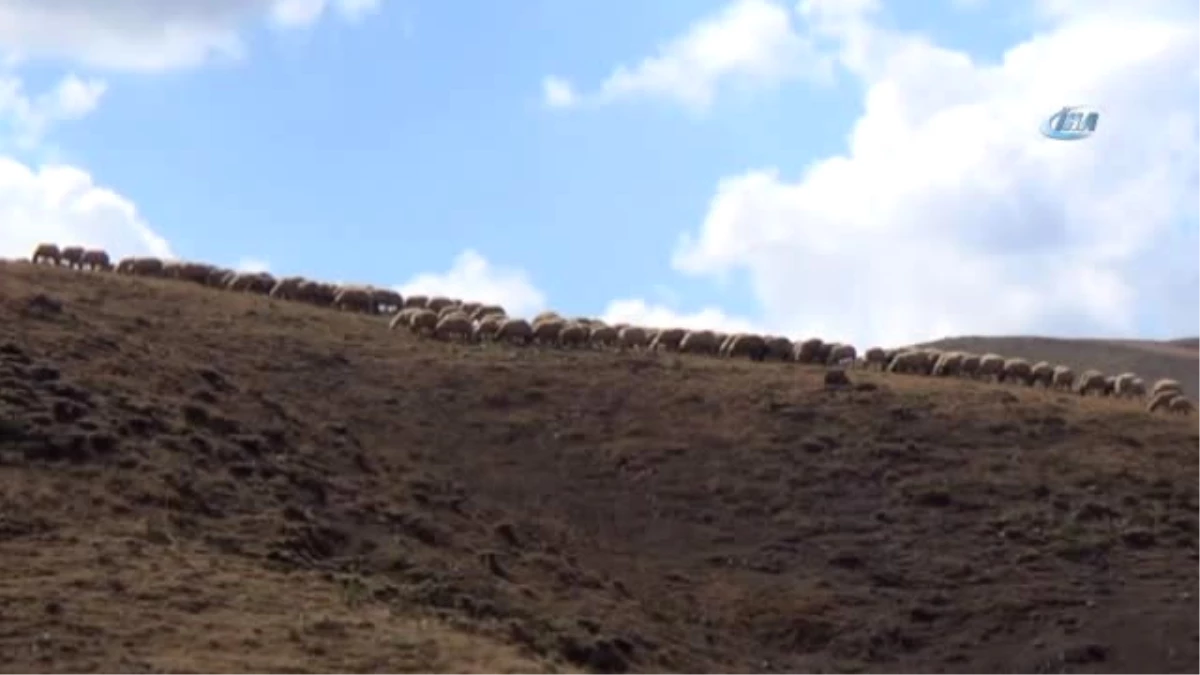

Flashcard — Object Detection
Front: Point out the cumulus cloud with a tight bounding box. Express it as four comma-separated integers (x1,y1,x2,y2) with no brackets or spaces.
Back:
0,158,173,260
235,257,271,273
601,298,762,333
0,73,107,149
396,250,548,318
547,0,831,112
0,0,381,72
541,76,578,109
662,0,1199,346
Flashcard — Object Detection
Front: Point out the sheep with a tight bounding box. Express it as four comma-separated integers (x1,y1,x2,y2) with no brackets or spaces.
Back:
472,304,506,321
1167,396,1194,415
437,304,463,320
408,309,439,335
228,272,276,295
959,353,982,378
863,347,888,371
1050,365,1075,391
764,336,793,361
389,308,419,330
931,351,965,377
1029,361,1054,388
427,297,456,312
460,301,482,317
679,330,720,355
60,245,85,269
725,333,769,361
998,357,1036,384
31,243,61,265
495,318,534,345
649,327,687,352
206,266,235,287
403,295,429,309
172,262,215,286
886,350,927,374
793,338,824,364
371,288,404,314
558,322,590,348
1126,377,1147,398
1102,376,1117,396
1151,378,1182,398
617,326,649,350
533,311,562,325
434,313,473,341
123,257,166,277
472,314,506,342
333,285,375,313
79,249,112,271
532,318,566,345
827,343,857,367
269,276,306,300
588,324,619,349
977,354,1005,381
1074,370,1107,396
1112,372,1139,398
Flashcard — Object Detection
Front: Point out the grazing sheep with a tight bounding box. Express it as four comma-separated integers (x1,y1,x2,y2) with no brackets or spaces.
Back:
371,288,404,314
403,295,428,309
617,326,649,350
31,243,61,265
649,327,687,352
931,351,965,377
437,304,463,320
472,314,506,342
827,343,857,367
124,257,166,277
959,353,982,378
460,301,482,317
427,297,456,312
764,336,793,361
333,285,375,313
472,304,506,321
1151,378,1182,398
1029,361,1054,387
269,276,305,300
679,330,720,355
532,318,566,345
793,338,824,364
434,313,473,341
389,308,419,330
408,308,439,335
863,347,888,371
998,357,1036,384
558,322,590,348
1167,396,1194,415
1102,376,1117,396
589,324,619,349
886,349,927,374
1126,377,1147,398
1074,370,1107,396
726,334,769,361
1112,372,1139,398
1051,365,1075,391
60,245,85,269
977,354,1005,381
533,311,562,325
228,272,276,295
495,318,534,345
79,249,112,271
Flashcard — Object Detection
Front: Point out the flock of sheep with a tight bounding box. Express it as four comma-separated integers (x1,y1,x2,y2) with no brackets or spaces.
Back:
25,242,1197,417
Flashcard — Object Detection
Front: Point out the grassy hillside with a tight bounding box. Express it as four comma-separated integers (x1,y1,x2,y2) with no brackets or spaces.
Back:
1,261,1196,673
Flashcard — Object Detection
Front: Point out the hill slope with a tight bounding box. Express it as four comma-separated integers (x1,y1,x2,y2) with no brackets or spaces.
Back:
1,261,1197,674
916,336,1199,399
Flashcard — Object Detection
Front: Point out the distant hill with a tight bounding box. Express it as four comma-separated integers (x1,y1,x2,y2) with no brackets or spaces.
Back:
915,335,1199,398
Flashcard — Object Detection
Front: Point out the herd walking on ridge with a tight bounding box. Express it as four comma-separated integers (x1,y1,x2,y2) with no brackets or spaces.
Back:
25,242,1196,417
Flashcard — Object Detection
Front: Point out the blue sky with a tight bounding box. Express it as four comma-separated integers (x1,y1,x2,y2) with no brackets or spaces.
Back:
1,0,1196,346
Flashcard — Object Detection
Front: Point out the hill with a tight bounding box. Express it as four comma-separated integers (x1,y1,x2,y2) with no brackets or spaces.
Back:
916,336,1199,399
1,260,1197,674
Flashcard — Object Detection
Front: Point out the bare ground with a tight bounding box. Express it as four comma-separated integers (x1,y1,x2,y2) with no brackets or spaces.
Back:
1,261,1197,674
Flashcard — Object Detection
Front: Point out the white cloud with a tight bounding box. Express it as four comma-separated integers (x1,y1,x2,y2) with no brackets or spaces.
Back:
601,298,762,333
0,0,380,72
0,157,173,261
547,0,831,112
235,257,271,273
0,73,107,149
395,250,548,319
542,76,578,109
659,1,1199,347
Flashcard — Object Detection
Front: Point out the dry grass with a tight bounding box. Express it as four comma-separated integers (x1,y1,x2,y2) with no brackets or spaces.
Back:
0,261,1197,674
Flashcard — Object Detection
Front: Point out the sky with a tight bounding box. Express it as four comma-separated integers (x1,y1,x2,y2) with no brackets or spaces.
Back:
0,0,1196,348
